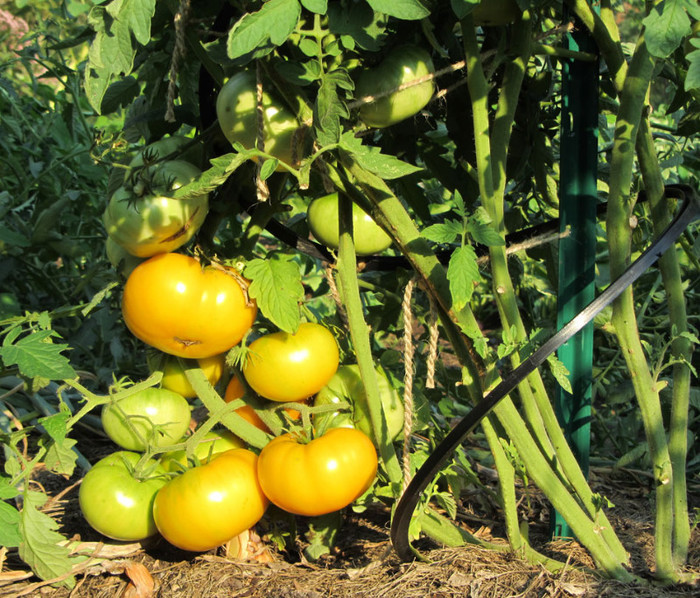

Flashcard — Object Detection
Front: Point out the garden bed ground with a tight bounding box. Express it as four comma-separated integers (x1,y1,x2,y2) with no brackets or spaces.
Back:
1,454,698,598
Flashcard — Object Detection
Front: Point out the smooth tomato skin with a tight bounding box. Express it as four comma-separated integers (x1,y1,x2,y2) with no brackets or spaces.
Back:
103,160,209,258
224,376,304,432
79,451,168,541
101,387,192,451
216,71,303,168
242,323,339,402
355,45,435,128
122,253,258,359
153,449,268,552
307,193,392,256
160,430,244,473
314,364,404,443
257,428,378,517
150,353,226,399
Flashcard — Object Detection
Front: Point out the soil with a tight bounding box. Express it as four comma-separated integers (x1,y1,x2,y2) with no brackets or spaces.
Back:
1,452,698,598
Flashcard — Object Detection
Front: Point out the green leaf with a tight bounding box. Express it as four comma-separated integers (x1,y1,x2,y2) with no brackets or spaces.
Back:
686,48,700,91
447,245,479,311
327,2,388,51
106,0,157,46
365,0,430,20
450,0,478,19
0,330,77,380
421,220,462,244
339,132,422,180
38,408,71,444
303,511,342,561
547,354,573,394
19,494,81,588
244,256,304,334
467,220,505,246
228,0,302,60
42,437,79,477
0,223,31,247
314,69,352,146
642,0,691,57
301,0,327,13
0,501,22,548
173,153,252,200
0,476,20,500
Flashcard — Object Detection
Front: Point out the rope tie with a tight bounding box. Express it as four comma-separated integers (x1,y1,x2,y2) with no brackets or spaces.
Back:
255,62,270,202
165,0,191,123
324,264,348,329
425,293,439,389
400,277,417,495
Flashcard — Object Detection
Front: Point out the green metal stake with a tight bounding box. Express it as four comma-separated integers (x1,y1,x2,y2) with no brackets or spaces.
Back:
552,12,599,540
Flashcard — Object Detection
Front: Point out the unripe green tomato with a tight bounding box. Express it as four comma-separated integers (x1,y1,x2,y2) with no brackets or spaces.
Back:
79,451,168,541
314,364,404,443
126,135,201,176
215,71,303,168
105,235,144,278
306,193,393,256
101,387,192,451
472,0,521,26
160,430,244,473
355,45,435,128
103,160,209,258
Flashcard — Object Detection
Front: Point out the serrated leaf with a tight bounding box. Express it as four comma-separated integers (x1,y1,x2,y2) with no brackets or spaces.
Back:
0,501,22,547
244,256,304,334
42,437,79,477
0,476,20,500
106,0,156,46
421,220,462,244
547,354,573,394
173,153,251,200
327,3,387,52
228,0,301,60
468,220,505,246
301,0,327,13
0,330,76,380
314,70,351,146
642,0,690,57
365,0,430,20
447,245,479,311
686,49,700,91
19,495,81,588
38,409,71,444
339,132,422,179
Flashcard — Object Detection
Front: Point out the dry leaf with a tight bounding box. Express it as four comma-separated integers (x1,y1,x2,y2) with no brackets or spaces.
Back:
122,561,154,598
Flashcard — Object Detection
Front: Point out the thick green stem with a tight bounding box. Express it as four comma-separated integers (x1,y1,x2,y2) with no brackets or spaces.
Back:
605,35,676,581
636,119,691,567
335,193,403,489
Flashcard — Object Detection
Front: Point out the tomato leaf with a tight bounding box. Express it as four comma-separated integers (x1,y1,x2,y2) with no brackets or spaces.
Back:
421,220,462,244
339,132,422,180
327,3,388,51
41,437,79,477
19,493,84,588
467,220,505,247
228,0,302,60
173,153,251,200
447,245,479,311
686,47,700,91
365,0,430,20
0,501,22,548
1,329,76,380
301,0,327,13
642,0,691,57
450,0,479,19
244,256,304,334
38,407,71,444
314,69,352,146
547,354,573,395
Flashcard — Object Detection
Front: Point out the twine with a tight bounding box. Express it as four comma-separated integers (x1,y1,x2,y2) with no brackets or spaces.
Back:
400,277,417,495
165,0,191,123
425,293,439,389
324,264,348,329
255,62,270,202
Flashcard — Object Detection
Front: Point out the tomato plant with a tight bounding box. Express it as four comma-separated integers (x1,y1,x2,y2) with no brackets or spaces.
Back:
79,451,168,542
471,0,521,26
242,322,339,402
101,387,191,451
307,193,393,256
314,364,404,443
355,45,435,128
160,430,243,472
149,352,226,399
256,428,378,516
216,70,303,168
103,160,209,258
121,253,258,359
153,448,268,552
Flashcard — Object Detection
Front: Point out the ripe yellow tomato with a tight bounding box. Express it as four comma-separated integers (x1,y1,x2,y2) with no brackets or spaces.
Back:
256,428,378,516
242,323,339,402
122,253,257,359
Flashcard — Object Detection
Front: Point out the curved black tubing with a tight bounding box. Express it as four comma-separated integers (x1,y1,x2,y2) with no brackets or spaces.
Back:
390,185,699,561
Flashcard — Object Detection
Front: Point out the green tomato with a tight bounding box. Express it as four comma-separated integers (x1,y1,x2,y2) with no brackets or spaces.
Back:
160,430,245,473
314,364,404,444
101,387,192,452
355,45,435,128
215,71,303,168
126,135,201,175
307,193,393,256
103,159,208,258
79,451,168,541
105,236,144,278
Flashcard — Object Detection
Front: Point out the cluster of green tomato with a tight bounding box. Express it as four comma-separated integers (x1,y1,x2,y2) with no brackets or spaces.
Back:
83,42,436,553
